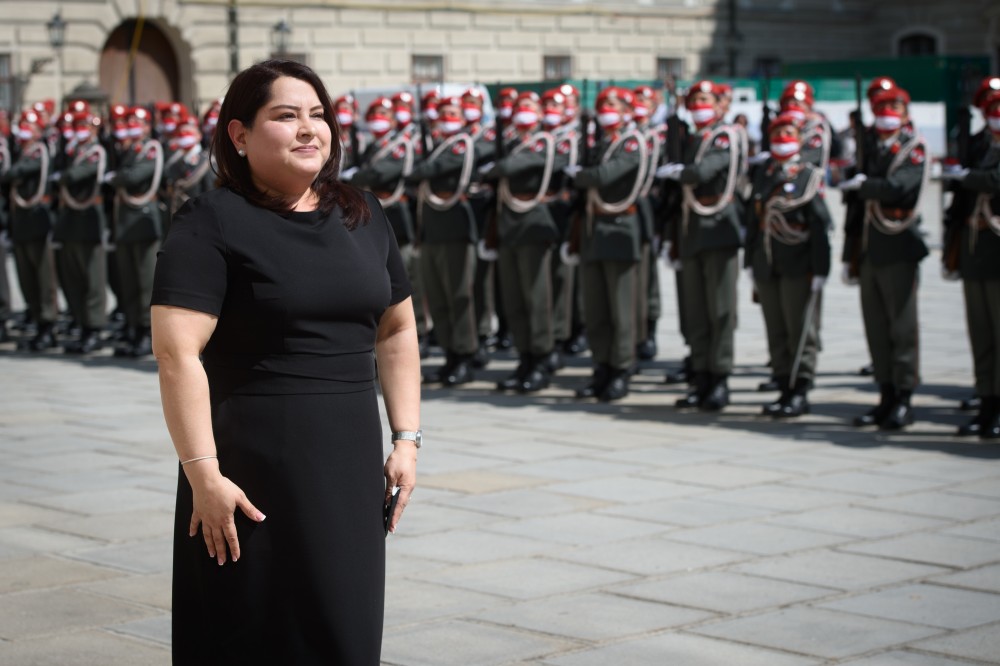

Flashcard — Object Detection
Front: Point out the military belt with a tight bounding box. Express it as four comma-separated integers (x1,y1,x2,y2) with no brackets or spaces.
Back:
593,204,637,217
880,207,914,221
432,191,467,202
374,191,408,202
696,195,722,207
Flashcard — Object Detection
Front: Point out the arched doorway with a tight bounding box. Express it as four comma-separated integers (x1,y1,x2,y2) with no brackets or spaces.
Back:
99,20,179,106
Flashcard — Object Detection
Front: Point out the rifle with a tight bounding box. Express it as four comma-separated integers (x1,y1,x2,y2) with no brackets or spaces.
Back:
482,83,506,253
943,102,975,273
844,73,866,277
759,76,772,153
349,89,360,168
415,83,433,157
566,80,598,256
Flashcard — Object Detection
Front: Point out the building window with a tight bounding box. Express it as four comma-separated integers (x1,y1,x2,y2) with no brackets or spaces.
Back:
898,33,937,57
752,56,782,79
543,55,572,81
656,57,683,82
412,54,444,84
0,54,12,111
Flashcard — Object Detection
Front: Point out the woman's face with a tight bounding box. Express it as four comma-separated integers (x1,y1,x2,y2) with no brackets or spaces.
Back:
231,76,332,195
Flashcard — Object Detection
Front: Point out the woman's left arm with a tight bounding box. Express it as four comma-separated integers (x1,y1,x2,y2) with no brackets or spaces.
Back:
375,296,421,534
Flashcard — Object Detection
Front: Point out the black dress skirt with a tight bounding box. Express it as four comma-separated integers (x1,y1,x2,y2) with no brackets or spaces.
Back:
151,187,411,665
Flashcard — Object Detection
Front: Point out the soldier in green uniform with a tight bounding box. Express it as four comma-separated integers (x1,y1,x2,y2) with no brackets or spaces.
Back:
2,110,58,351
352,96,426,345
406,96,481,386
335,94,364,172
746,112,832,417
632,86,665,362
840,86,928,430
163,117,215,217
54,108,109,354
482,92,560,393
664,80,743,411
942,84,1000,438
109,106,164,358
569,86,647,402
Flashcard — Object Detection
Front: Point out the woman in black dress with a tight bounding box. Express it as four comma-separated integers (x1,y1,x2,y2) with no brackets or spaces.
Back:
151,60,420,665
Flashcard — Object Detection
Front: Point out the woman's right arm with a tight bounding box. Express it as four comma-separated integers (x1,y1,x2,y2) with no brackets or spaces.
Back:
152,304,265,566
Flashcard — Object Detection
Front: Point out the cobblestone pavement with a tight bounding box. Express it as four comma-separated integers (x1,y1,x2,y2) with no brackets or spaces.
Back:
1,238,998,664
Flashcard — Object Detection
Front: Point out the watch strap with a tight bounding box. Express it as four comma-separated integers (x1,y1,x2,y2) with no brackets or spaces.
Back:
391,430,421,447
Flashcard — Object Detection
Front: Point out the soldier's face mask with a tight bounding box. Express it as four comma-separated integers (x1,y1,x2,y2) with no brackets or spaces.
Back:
62,127,75,140
438,113,464,135
113,123,129,140
498,103,514,120
513,106,539,130
597,105,622,129
16,125,35,143
987,108,1000,133
688,103,716,128
75,129,92,142
425,106,439,121
543,111,562,127
395,109,412,125
462,104,482,122
368,118,392,136
174,133,199,149
337,111,354,127
770,136,800,160
163,120,178,133
874,108,902,134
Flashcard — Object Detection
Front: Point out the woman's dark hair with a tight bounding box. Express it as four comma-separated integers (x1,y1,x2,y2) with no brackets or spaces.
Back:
212,59,370,229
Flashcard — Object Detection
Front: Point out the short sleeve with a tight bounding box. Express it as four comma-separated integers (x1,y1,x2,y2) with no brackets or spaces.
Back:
151,195,228,316
367,192,411,305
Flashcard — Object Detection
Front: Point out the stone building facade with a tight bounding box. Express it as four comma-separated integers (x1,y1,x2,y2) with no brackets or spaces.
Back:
1,0,997,113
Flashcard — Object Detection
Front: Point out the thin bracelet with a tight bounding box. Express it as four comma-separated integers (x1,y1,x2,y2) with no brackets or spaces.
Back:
180,455,218,466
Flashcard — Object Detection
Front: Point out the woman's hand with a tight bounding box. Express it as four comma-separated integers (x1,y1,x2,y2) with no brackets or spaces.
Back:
383,442,417,534
186,462,266,565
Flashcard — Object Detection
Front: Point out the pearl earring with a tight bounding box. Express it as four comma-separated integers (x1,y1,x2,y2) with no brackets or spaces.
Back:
237,148,246,157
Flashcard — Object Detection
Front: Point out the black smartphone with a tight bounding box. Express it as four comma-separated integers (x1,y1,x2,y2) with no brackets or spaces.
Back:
383,486,400,537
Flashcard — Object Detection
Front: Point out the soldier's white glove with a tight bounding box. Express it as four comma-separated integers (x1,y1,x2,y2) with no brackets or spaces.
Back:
559,241,580,266
941,265,961,281
659,239,671,259
940,167,969,181
811,276,827,292
102,170,117,184
838,173,867,191
339,166,358,181
841,264,859,286
562,165,583,177
476,239,498,262
656,163,684,180
748,151,771,166
478,161,496,175
744,266,755,287
48,171,62,183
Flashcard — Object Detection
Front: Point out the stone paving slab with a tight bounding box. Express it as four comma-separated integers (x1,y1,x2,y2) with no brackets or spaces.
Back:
0,588,158,640
381,619,577,666
818,583,1000,630
909,623,1000,663
0,630,171,666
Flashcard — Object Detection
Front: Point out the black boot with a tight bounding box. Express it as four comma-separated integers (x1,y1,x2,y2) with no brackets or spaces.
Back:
575,364,610,399
700,374,730,411
423,351,455,384
665,356,692,385
880,389,914,430
980,396,1000,440
0,322,9,343
960,394,982,411
544,348,564,373
519,354,553,393
957,396,993,437
637,320,657,361
28,323,58,352
859,363,874,376
599,367,630,402
443,355,475,386
758,375,781,392
777,378,811,418
675,371,709,408
564,327,588,355
497,354,531,391
130,327,153,357
761,376,790,416
471,343,489,369
853,383,895,427
114,327,136,357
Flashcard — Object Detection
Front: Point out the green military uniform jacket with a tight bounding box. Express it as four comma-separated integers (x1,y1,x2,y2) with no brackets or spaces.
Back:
486,132,559,246
575,131,643,262
0,150,53,242
745,158,832,282
851,130,929,266
352,134,415,246
957,139,1000,280
111,141,164,244
678,122,742,258
406,133,478,244
636,124,665,244
163,146,214,218
54,143,107,244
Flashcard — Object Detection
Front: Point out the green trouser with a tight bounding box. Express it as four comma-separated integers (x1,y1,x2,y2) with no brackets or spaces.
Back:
401,244,428,337
499,243,554,356
13,241,57,324
474,256,495,339
681,248,738,375
963,278,1000,396
57,241,108,330
420,242,478,355
859,261,919,391
756,276,818,384
635,243,661,340
581,259,638,370
674,269,689,345
0,240,11,322
115,240,159,329
550,257,575,343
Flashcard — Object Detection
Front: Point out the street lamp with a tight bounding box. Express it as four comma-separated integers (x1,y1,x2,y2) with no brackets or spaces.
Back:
271,19,291,57
46,11,66,108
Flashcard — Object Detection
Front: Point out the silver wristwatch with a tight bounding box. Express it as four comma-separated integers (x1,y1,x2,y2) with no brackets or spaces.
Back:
391,430,422,448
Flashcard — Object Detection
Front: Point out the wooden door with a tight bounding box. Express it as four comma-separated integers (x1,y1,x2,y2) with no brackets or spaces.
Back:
99,20,178,106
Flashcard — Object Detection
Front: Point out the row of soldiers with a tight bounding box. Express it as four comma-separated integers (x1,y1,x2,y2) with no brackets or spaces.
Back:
335,75,1000,436
0,98,218,356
